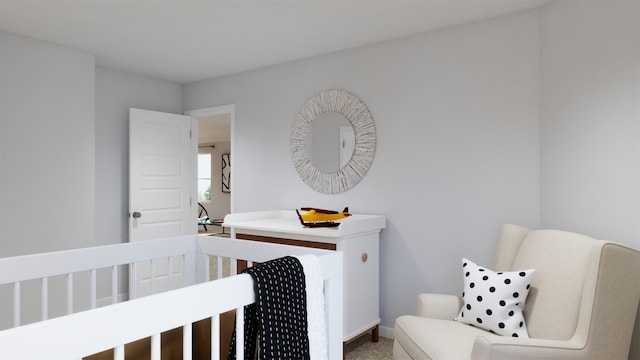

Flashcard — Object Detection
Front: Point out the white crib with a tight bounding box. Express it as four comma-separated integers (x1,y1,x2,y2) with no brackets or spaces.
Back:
0,235,343,359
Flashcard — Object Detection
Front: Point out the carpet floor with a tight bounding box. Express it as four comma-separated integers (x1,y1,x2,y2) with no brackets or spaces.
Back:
344,334,394,360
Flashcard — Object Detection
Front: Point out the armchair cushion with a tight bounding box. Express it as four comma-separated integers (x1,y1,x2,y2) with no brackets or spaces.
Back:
395,314,600,360
395,315,490,359
455,258,535,338
416,293,463,320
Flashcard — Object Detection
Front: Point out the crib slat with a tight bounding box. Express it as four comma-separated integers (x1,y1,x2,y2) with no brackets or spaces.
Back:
151,333,160,360
182,254,188,286
150,259,156,295
211,314,220,360
231,258,237,275
67,273,74,314
130,263,137,299
41,277,48,321
13,282,20,327
168,257,174,289
114,344,124,360
90,269,97,309
182,323,192,359
236,306,244,360
203,255,210,281
217,256,223,280
111,266,118,305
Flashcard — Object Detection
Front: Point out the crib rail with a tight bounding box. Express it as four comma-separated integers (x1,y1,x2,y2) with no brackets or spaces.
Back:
0,236,200,328
0,235,344,359
0,236,197,284
0,273,254,359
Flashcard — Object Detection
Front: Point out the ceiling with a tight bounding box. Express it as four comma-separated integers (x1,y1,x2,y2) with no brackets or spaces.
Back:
198,114,231,144
0,0,549,85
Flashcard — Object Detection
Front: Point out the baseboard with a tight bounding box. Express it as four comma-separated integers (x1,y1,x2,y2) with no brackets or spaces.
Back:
379,325,395,339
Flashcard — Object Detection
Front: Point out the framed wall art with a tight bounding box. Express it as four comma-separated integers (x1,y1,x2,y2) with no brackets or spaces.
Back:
221,153,231,193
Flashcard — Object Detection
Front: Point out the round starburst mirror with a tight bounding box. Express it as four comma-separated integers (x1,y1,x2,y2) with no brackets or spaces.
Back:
290,89,376,194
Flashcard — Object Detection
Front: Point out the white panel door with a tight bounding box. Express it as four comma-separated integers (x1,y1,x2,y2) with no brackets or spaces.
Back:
129,108,196,297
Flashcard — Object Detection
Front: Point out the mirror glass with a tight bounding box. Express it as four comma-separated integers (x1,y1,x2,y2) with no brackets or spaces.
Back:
305,112,355,173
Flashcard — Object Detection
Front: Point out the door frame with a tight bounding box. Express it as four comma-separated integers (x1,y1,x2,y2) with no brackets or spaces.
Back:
185,104,235,215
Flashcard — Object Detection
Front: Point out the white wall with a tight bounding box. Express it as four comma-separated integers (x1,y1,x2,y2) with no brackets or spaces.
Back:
540,2,640,356
185,10,541,333
540,0,640,249
0,31,96,327
0,32,95,256
95,66,183,247
94,67,184,302
0,38,184,325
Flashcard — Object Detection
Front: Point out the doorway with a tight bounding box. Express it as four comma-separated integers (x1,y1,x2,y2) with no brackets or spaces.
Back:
186,105,234,235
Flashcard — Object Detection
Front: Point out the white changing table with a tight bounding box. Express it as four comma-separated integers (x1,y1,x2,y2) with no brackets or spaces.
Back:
223,210,386,347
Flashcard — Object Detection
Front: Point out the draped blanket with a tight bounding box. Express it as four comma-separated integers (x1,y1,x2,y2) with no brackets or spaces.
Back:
294,255,327,360
229,256,310,360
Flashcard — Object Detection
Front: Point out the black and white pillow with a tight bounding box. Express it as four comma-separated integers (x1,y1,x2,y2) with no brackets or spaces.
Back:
455,258,535,338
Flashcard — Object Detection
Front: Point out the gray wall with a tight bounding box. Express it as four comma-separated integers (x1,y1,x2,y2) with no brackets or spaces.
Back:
0,32,95,257
185,10,542,334
185,2,640,337
0,34,185,326
0,34,187,256
95,66,183,247
94,66,184,302
540,1,640,248
540,2,640,355
0,31,96,327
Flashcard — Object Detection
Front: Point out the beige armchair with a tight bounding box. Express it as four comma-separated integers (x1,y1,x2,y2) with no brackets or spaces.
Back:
394,224,640,359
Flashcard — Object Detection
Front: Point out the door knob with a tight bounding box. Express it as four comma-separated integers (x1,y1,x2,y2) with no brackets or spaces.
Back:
132,211,142,219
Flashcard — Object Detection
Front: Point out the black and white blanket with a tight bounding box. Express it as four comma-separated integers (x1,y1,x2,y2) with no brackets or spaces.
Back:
228,256,310,360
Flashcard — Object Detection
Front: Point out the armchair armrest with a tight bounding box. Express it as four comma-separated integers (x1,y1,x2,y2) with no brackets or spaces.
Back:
416,293,464,320
471,335,586,360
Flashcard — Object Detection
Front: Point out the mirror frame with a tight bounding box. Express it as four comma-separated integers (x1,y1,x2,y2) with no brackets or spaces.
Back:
291,89,376,194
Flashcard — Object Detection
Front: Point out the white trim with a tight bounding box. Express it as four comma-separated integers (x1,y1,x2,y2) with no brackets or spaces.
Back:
379,325,395,340
186,104,236,214
190,116,199,235
186,104,235,118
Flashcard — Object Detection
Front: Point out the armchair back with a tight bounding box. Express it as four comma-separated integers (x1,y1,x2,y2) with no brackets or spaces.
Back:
495,224,640,358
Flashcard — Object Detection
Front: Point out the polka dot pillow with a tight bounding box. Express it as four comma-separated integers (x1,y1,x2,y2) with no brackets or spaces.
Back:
455,258,535,338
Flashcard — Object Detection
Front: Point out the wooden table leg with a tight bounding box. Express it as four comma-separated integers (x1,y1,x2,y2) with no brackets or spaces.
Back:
371,324,379,342
342,324,381,358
